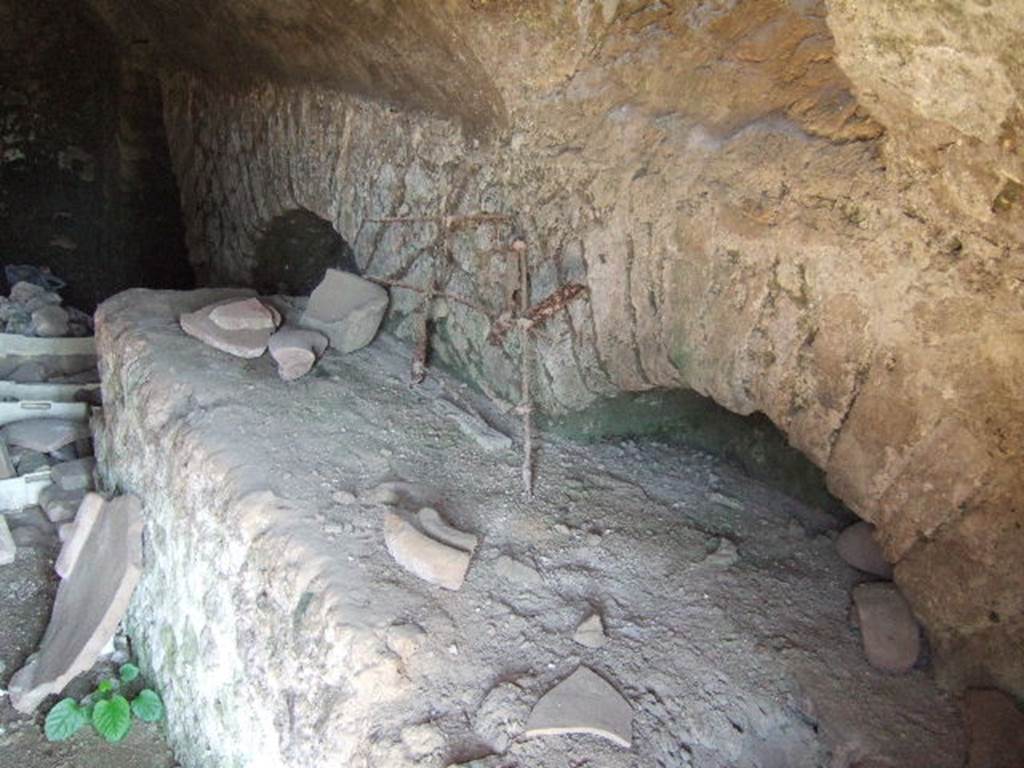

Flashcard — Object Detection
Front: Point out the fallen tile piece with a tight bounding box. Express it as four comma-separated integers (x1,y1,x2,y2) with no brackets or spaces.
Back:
1,418,89,452
0,513,15,565
9,493,143,713
268,327,327,381
180,298,273,358
31,305,69,337
54,493,105,578
300,269,388,353
836,521,893,578
361,480,443,510
209,297,281,331
525,666,633,748
963,688,1024,768
50,457,96,492
417,507,478,553
573,613,608,649
383,511,471,591
853,582,920,674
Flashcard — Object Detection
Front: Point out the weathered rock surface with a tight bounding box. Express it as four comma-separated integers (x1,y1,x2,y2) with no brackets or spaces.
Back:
963,688,1024,768
31,304,69,337
525,666,633,748
0,513,15,565
9,493,143,713
92,287,971,768
99,0,1024,696
853,582,921,674
267,327,327,381
836,521,892,579
51,456,96,492
299,269,388,354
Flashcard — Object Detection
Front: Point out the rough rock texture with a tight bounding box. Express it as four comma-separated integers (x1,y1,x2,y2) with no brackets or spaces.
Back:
89,0,1023,695
95,288,966,768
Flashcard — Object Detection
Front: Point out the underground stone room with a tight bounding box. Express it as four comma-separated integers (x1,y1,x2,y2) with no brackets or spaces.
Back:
0,1,1022,767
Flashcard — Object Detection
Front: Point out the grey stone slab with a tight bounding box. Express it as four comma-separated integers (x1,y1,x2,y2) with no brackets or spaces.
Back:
853,582,921,674
300,269,388,353
1,418,90,452
51,457,96,492
10,494,143,712
837,522,893,579
525,666,633,748
180,297,272,359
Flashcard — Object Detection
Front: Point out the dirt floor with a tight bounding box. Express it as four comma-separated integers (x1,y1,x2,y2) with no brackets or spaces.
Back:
0,515,176,768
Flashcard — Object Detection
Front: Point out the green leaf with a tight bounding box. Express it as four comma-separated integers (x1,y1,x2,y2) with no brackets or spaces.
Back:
92,695,132,743
119,663,140,683
96,679,116,695
130,689,165,723
44,698,89,742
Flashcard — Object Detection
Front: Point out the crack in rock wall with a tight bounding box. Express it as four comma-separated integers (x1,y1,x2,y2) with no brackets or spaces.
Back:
93,0,1023,696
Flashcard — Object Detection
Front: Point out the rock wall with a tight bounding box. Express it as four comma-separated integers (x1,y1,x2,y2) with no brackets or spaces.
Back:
92,0,1023,696
0,0,193,310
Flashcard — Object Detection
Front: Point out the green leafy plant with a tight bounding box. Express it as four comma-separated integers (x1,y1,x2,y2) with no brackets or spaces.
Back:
44,662,165,743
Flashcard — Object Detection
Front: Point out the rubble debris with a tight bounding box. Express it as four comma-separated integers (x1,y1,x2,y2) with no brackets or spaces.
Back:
180,298,277,358
268,327,327,381
208,297,281,331
573,613,608,649
0,469,52,511
31,305,69,337
524,666,633,748
0,512,15,565
385,622,426,662
852,582,921,674
836,521,893,578
50,456,96,492
383,510,473,591
400,722,445,758
300,268,389,353
14,448,50,475
1,417,89,452
963,688,1024,768
9,494,143,713
40,485,87,523
0,440,14,479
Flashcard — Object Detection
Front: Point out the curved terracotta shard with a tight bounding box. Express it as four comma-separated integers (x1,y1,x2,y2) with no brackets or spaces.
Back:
383,511,471,591
525,666,633,748
10,493,143,713
268,327,327,381
417,507,478,553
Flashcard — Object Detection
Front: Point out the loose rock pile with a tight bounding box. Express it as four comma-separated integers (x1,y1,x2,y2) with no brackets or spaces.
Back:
179,268,388,380
0,269,94,338
835,521,921,674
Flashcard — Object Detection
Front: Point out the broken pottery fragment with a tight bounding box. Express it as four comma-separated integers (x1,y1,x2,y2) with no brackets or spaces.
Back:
300,268,389,354
31,305,69,337
268,327,328,381
836,521,893,578
963,688,1024,768
1,417,89,453
417,507,479,553
383,510,473,590
180,298,275,358
50,456,96,492
9,493,143,713
494,554,543,589
0,513,15,565
573,613,608,649
208,297,281,331
852,582,920,674
525,666,633,748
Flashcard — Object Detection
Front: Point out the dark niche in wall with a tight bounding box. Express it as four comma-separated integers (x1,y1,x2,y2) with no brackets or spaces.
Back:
0,0,193,311
251,209,358,296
